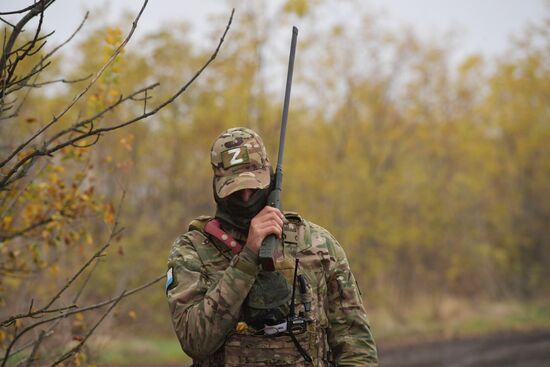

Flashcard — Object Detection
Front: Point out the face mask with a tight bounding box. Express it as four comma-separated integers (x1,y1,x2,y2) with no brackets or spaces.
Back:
215,185,270,232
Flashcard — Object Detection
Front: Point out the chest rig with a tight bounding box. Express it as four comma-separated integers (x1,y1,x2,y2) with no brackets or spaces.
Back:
187,212,331,367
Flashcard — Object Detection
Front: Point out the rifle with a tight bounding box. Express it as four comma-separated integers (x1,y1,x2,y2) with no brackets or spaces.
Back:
259,26,298,271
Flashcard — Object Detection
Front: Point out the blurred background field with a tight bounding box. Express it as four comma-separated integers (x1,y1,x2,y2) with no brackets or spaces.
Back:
1,0,549,365
96,298,550,365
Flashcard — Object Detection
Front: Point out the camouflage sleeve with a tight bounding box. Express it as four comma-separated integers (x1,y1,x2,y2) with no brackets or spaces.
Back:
323,229,379,366
166,232,259,360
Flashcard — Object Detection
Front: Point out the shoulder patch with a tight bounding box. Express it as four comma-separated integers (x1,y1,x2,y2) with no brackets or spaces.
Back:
165,267,174,292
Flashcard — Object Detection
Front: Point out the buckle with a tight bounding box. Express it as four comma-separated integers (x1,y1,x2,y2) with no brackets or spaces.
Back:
263,321,287,335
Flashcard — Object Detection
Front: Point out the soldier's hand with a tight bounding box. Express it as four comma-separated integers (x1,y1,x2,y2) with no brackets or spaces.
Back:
246,206,285,254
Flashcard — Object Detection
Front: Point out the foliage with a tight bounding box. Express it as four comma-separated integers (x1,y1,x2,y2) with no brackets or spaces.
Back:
0,1,233,365
0,0,548,363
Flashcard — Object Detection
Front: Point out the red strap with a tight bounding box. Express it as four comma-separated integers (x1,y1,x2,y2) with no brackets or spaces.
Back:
204,219,243,254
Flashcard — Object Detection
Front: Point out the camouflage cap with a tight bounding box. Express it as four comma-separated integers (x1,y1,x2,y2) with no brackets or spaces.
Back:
211,127,271,198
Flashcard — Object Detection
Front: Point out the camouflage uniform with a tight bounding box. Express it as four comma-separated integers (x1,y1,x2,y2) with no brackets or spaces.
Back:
166,128,378,366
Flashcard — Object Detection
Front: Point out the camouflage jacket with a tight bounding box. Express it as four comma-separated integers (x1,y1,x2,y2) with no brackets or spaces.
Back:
166,212,378,366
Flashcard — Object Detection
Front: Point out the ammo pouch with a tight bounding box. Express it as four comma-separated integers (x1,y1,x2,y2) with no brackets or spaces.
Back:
223,331,313,366
243,271,291,330
226,271,316,366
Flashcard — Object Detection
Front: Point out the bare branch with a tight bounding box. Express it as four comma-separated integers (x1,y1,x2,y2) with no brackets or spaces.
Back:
51,291,126,366
25,39,47,57
0,17,16,28
1,329,53,365
0,80,32,120
47,83,159,144
0,14,88,123
0,217,54,242
0,274,165,366
23,329,46,367
41,191,126,312
0,1,147,170
4,60,52,94
0,2,48,72
70,134,101,149
1,1,51,99
19,73,93,88
0,3,44,16
5,31,54,59
14,259,100,365
0,191,126,328
42,12,88,62
0,7,235,192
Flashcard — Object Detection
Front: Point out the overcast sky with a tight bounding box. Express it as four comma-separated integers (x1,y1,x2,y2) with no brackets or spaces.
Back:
4,0,547,60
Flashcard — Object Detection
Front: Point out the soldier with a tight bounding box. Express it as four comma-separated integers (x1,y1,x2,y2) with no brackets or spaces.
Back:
166,127,378,366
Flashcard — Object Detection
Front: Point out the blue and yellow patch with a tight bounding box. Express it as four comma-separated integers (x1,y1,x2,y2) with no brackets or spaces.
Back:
165,268,174,292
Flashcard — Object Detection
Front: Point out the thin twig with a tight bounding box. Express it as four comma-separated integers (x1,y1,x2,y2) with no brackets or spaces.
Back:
0,2,55,111
41,12,88,62
5,31,54,59
0,4,41,16
0,17,16,28
4,61,52,94
0,274,164,366
47,83,159,145
0,8,235,191
0,1,146,169
0,12,88,122
0,217,54,242
41,191,126,312
51,291,126,366
3,1,49,96
0,191,126,328
20,74,93,88
14,257,99,365
0,329,53,364
23,329,46,367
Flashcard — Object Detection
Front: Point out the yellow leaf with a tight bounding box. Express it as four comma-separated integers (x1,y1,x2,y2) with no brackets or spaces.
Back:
48,173,59,183
2,215,12,228
50,264,60,275
53,165,65,173
128,310,137,320
104,203,115,224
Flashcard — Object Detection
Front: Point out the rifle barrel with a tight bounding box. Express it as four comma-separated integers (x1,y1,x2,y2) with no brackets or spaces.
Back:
275,26,298,190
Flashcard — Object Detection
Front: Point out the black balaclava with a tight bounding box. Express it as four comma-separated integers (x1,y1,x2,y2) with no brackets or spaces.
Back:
214,177,271,233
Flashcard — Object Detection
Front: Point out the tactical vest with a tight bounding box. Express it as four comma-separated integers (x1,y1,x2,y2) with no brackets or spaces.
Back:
187,212,333,367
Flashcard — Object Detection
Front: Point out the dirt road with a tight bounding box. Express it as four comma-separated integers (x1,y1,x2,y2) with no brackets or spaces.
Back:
378,329,550,367
126,329,550,367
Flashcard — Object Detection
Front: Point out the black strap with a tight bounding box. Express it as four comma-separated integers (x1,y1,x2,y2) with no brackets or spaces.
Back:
288,327,313,363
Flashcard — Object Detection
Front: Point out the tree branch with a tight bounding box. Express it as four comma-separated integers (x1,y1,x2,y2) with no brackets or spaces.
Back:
0,17,16,29
46,83,159,145
51,291,126,366
0,274,165,366
0,1,146,170
17,74,93,88
0,7,235,191
0,217,54,242
0,191,126,328
0,1,53,100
